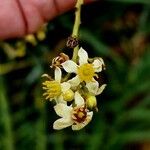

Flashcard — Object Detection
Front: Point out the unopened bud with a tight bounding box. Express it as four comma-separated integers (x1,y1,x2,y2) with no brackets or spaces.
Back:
66,36,79,48
86,95,97,109
36,24,47,41
25,34,37,46
37,30,46,41
63,89,74,102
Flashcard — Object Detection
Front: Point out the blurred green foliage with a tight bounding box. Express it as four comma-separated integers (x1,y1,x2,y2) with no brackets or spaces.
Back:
0,1,150,150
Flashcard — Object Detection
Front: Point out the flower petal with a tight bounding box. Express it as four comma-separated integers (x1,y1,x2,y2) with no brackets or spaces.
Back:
61,60,77,73
96,84,107,95
86,81,99,95
54,103,72,118
68,75,80,88
57,95,67,104
93,58,104,72
75,91,84,106
41,74,49,78
61,82,71,93
78,47,88,65
53,118,73,130
54,67,62,82
72,111,93,130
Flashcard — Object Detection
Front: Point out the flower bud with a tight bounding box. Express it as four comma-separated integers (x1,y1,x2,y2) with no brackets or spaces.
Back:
37,30,46,41
63,89,74,102
25,34,37,46
66,36,79,48
36,24,47,41
86,95,97,109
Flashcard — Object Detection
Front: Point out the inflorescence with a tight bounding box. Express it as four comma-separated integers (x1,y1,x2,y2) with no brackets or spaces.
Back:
42,47,106,130
42,0,106,131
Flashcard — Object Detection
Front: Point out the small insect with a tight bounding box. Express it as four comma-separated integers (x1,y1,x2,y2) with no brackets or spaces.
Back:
66,36,79,48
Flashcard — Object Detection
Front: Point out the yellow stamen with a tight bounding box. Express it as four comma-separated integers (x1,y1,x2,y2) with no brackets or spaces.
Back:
42,81,61,100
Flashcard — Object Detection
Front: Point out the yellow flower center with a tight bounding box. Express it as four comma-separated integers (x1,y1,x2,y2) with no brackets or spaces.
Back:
42,81,61,100
77,63,95,82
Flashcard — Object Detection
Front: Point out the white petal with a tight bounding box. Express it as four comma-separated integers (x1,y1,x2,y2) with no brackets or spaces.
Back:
54,67,62,82
93,59,103,72
72,123,85,130
61,82,71,93
68,75,80,88
54,103,72,118
72,111,93,130
75,91,84,106
57,95,67,104
53,118,73,130
61,60,78,73
96,84,107,95
78,47,88,65
41,74,49,78
86,81,99,95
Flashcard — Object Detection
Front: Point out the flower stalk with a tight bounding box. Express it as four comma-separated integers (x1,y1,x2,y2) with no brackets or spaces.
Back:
72,0,83,62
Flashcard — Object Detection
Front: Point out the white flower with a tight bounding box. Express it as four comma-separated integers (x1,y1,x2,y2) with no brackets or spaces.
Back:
42,67,73,103
86,82,107,96
61,47,104,93
53,91,93,130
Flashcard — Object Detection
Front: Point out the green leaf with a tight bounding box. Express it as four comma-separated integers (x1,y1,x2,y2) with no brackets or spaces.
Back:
0,77,14,150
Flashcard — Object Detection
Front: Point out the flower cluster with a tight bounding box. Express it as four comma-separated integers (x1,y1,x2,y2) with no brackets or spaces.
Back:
42,47,106,130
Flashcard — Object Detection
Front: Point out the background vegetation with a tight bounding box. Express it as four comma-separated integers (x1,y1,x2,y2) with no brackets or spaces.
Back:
0,0,150,150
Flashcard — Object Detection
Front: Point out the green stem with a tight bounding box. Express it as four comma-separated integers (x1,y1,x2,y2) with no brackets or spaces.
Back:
72,0,83,37
72,0,83,62
63,0,83,82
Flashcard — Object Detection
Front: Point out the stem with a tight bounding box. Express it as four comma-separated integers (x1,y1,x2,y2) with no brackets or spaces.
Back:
72,46,79,62
63,0,83,82
72,0,83,37
72,0,83,62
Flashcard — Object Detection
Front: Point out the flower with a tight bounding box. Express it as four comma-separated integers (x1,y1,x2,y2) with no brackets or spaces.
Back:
42,67,74,103
53,91,93,130
86,82,107,96
85,84,106,110
51,53,69,68
61,47,104,93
